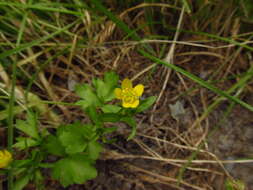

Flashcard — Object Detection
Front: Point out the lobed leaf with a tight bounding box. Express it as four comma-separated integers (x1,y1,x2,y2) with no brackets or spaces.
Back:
93,71,119,102
42,135,65,157
13,137,39,150
15,111,40,139
87,141,103,160
75,84,101,109
13,174,31,190
52,154,97,187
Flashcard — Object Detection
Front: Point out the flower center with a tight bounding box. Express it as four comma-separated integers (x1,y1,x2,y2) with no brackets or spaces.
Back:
122,88,137,104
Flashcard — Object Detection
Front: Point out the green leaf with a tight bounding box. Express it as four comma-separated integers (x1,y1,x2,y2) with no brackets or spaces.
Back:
225,179,245,190
75,84,101,108
16,111,40,139
87,141,103,160
101,126,118,134
34,170,44,190
101,104,121,113
59,131,87,154
11,159,32,169
103,71,119,101
92,71,119,102
136,96,156,113
99,113,121,122
120,117,137,140
39,163,54,169
13,174,31,190
13,137,39,150
42,135,65,156
75,100,90,109
92,78,107,101
104,72,118,87
81,124,97,140
58,122,95,154
52,154,97,187
86,106,100,125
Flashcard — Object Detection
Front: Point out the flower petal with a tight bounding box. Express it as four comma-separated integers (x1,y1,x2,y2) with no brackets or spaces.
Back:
134,84,144,97
130,100,139,108
122,101,132,108
0,150,12,168
122,78,132,89
114,88,122,99
4,150,12,159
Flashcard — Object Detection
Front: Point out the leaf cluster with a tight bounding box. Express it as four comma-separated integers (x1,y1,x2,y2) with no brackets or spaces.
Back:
10,71,156,188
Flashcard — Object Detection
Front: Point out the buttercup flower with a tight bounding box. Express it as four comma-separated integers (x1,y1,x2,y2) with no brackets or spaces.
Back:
0,150,12,168
114,78,144,108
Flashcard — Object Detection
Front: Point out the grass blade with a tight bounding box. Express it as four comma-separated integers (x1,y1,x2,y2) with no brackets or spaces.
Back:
90,0,253,112
90,0,155,54
0,20,79,60
176,63,253,184
0,2,84,16
140,50,253,111
7,0,31,188
181,0,191,13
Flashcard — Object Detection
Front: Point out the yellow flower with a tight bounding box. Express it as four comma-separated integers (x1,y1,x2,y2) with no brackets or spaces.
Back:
114,78,144,108
0,150,12,168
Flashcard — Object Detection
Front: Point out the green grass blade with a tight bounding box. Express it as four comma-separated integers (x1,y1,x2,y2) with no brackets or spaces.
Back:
25,46,70,101
0,2,84,16
140,50,253,111
90,0,155,54
16,5,29,46
7,0,31,188
0,20,79,59
181,0,191,13
90,0,140,41
176,63,253,184
167,27,253,52
177,101,236,185
90,0,253,112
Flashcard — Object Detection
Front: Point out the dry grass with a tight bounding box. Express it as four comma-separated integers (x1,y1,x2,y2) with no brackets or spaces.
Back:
1,1,253,190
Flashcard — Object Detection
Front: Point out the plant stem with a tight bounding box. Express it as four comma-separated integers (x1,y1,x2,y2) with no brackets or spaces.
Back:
7,60,17,190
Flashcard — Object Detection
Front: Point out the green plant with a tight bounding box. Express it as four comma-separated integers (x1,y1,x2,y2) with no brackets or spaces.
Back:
1,71,156,189
225,179,245,190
